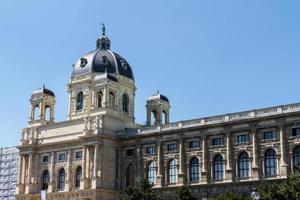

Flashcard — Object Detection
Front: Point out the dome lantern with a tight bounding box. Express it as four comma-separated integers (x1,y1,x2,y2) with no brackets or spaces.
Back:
96,23,110,50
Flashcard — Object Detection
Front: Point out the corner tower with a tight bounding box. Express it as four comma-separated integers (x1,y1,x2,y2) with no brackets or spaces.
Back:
146,91,170,126
29,85,55,126
67,24,136,131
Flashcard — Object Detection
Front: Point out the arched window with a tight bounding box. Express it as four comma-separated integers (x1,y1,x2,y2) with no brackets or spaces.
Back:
162,111,167,124
75,166,82,188
126,164,134,187
122,94,129,113
147,161,156,184
109,92,115,109
45,106,51,121
76,92,83,111
169,160,177,183
190,157,200,182
33,105,40,120
293,146,300,171
41,170,49,190
151,111,157,125
213,154,223,181
238,152,249,178
97,92,103,108
265,149,277,176
58,168,65,190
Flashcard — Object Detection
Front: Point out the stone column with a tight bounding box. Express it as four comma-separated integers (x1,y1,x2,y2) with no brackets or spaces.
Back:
80,146,87,190
290,154,294,173
251,126,260,180
66,149,72,191
178,138,185,184
164,163,168,186
49,152,55,192
16,155,25,194
136,144,143,182
201,136,208,183
25,154,33,194
92,144,100,189
225,130,233,181
279,124,288,176
156,140,163,187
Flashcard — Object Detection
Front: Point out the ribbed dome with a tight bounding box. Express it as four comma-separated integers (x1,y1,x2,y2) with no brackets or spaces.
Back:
72,27,134,80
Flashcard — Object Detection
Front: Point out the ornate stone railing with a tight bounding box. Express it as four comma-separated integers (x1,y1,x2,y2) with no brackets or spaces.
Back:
117,103,300,138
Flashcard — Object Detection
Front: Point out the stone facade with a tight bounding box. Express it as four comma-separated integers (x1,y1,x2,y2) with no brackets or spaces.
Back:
0,147,19,200
16,27,300,200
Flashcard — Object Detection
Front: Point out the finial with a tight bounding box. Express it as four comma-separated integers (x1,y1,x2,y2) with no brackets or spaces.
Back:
43,83,45,89
101,23,105,36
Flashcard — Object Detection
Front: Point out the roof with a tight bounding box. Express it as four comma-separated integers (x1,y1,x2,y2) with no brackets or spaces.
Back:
32,87,55,97
72,33,134,80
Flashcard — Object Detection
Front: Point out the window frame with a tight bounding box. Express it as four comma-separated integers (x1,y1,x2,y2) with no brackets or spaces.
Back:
147,161,157,185
292,127,300,137
58,168,65,191
74,150,82,160
145,146,155,156
189,157,200,182
168,159,177,184
263,130,275,140
76,91,84,111
75,166,82,188
238,151,250,178
57,152,66,162
189,140,200,149
213,154,224,181
265,149,277,177
236,134,249,144
167,143,177,152
212,137,223,146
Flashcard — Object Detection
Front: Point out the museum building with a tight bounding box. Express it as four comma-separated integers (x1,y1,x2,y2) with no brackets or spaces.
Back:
16,27,300,200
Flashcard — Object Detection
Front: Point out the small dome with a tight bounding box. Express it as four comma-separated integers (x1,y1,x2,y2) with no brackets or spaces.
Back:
72,25,134,80
147,91,169,103
32,85,55,97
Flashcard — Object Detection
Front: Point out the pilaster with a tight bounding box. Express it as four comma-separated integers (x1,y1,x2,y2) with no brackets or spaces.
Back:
279,121,288,176
225,128,233,181
251,125,260,180
178,138,185,185
201,135,208,183
156,140,163,187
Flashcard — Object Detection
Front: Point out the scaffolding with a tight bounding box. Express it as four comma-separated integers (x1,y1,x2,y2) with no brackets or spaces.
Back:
0,147,19,200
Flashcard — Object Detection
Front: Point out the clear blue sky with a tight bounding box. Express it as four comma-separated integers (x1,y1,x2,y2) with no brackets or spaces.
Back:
0,0,300,147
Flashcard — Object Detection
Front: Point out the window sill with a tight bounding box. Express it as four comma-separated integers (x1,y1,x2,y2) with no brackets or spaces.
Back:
262,138,277,142
166,151,178,154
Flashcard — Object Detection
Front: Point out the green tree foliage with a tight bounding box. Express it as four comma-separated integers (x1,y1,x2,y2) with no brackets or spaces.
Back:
208,192,251,200
175,186,197,200
121,178,162,200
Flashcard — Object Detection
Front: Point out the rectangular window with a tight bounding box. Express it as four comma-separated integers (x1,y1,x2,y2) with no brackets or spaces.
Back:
167,143,177,151
292,127,300,136
189,141,199,149
126,149,134,156
263,131,274,140
58,153,66,161
42,155,49,163
212,138,223,146
237,134,249,144
146,146,155,155
75,151,82,159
